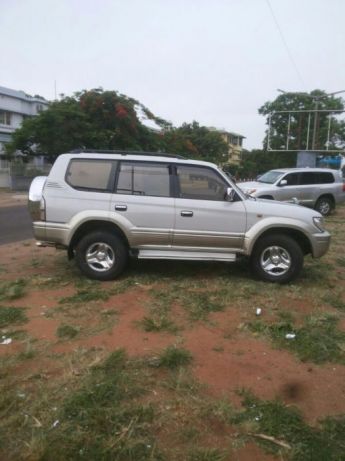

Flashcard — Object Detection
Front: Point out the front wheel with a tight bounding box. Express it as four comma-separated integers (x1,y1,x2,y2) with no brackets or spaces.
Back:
75,231,128,281
315,197,333,216
250,234,303,283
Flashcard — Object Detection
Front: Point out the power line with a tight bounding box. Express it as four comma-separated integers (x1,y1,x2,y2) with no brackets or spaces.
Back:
266,0,305,88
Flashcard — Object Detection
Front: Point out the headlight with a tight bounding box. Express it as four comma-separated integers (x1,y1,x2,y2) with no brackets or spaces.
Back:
313,216,325,232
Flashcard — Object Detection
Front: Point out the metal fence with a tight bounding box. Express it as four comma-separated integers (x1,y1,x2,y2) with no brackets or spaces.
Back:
0,162,52,191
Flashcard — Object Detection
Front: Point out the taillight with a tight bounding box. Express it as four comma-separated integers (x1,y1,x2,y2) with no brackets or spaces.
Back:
342,183,345,192
40,197,46,221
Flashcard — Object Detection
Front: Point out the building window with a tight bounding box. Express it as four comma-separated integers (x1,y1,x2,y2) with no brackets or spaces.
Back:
36,104,44,113
0,111,11,125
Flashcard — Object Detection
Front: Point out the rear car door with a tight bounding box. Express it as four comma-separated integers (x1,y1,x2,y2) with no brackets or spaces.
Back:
110,161,175,247
297,172,318,206
172,164,246,250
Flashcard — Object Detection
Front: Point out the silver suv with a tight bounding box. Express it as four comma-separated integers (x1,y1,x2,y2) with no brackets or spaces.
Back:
240,168,345,216
28,151,331,284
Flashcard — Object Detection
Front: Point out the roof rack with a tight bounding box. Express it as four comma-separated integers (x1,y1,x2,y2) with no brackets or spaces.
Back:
70,149,186,159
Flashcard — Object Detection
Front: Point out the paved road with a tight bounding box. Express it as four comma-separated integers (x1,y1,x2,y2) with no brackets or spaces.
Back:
0,205,33,245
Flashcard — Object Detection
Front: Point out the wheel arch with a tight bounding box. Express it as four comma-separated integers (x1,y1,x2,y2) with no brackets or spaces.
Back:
250,227,312,256
68,220,129,259
315,193,335,207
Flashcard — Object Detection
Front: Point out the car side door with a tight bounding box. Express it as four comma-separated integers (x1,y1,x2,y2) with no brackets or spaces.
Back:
274,172,300,202
110,161,175,248
172,164,246,250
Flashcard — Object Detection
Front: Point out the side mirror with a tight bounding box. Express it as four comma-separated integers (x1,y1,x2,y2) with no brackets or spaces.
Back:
225,187,236,202
279,179,287,187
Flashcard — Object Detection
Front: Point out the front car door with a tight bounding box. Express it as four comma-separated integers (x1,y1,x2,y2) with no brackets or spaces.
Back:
173,164,246,251
274,172,300,202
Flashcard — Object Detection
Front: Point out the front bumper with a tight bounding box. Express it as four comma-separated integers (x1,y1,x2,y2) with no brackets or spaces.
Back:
310,231,331,258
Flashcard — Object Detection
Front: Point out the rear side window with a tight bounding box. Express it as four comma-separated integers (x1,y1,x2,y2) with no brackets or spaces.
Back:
177,165,227,201
116,162,170,197
66,159,115,191
317,172,335,184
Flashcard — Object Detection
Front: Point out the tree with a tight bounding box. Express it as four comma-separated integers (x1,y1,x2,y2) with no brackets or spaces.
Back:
7,90,228,164
259,90,345,152
160,122,228,164
6,89,163,159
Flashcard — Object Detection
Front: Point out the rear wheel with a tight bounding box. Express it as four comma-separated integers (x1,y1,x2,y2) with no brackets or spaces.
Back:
75,231,128,280
251,234,303,283
315,197,333,216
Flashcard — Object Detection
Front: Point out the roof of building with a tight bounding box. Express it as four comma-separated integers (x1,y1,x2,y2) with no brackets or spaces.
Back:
207,127,246,138
0,85,48,104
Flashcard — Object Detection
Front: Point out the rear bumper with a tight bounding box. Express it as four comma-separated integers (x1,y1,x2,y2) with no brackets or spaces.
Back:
310,231,331,258
33,221,69,247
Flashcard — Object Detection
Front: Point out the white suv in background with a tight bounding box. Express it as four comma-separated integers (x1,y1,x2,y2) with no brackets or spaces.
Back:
28,151,331,284
240,168,345,216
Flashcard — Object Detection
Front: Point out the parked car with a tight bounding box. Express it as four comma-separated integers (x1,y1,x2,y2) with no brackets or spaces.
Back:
239,168,345,216
28,151,331,283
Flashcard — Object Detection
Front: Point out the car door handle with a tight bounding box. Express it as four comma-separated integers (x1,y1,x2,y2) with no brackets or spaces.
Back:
181,210,193,217
115,205,127,211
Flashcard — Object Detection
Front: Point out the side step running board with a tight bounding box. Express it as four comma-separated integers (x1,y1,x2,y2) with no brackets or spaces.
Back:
137,249,236,262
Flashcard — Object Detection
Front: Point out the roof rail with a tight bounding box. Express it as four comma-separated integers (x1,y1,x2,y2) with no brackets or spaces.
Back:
70,149,186,159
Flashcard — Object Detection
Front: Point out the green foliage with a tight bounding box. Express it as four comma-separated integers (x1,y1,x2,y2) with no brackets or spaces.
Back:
39,349,162,461
249,314,345,364
0,306,27,328
232,392,345,461
188,448,227,461
160,121,228,164
259,89,345,151
59,288,110,304
7,89,228,164
158,346,193,369
232,148,297,179
56,324,79,339
0,279,26,301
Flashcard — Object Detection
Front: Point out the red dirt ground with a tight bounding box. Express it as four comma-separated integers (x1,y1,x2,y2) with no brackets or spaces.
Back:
1,237,345,460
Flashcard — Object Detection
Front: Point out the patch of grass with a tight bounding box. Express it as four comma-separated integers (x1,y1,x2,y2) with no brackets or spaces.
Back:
59,289,110,304
231,392,345,461
249,314,345,364
325,293,345,310
56,324,79,339
0,306,27,328
188,448,227,461
158,346,193,369
140,315,179,334
336,257,345,267
39,349,162,461
0,279,26,301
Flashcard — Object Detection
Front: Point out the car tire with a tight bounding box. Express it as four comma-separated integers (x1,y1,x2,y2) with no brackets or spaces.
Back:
75,231,128,281
250,234,303,284
315,197,333,216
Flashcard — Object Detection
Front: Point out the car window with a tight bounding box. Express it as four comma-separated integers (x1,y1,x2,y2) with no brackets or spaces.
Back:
66,159,115,191
282,173,299,186
176,165,227,201
257,170,284,184
300,172,316,185
317,172,335,184
116,162,170,197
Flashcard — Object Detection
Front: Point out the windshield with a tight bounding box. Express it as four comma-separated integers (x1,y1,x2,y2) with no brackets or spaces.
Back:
257,170,284,184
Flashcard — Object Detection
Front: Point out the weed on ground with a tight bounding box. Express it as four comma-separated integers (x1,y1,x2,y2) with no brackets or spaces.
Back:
0,278,26,301
230,391,345,461
0,306,27,328
249,313,345,364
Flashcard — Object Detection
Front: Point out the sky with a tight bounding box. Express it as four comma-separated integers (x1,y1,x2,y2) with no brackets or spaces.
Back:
1,0,345,149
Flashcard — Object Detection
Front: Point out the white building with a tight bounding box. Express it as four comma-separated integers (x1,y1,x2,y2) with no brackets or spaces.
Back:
0,85,49,161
